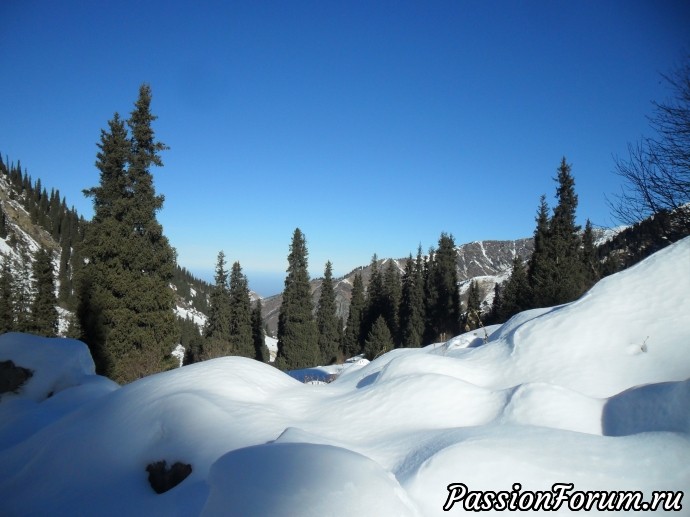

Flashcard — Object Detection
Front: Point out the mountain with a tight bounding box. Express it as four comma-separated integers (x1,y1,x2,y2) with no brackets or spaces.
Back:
261,238,535,336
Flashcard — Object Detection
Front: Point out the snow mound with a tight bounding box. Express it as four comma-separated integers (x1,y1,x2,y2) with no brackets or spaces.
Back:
0,237,689,515
202,442,417,517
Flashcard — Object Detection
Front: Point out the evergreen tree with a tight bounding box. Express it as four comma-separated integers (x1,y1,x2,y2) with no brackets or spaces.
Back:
275,228,320,370
12,248,33,333
530,158,584,307
29,247,59,337
0,208,7,239
382,259,402,345
499,256,531,322
341,272,365,358
0,259,14,333
204,251,232,358
581,219,599,289
399,250,425,347
252,299,270,362
316,261,340,364
78,85,178,383
425,233,461,342
363,315,393,360
361,255,384,342
463,280,482,331
227,261,254,358
527,194,550,307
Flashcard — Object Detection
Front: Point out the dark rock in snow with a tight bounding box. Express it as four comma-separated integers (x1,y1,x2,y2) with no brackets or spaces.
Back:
146,460,192,494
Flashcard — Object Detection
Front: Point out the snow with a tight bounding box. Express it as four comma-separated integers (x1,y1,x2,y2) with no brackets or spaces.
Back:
1,237,690,515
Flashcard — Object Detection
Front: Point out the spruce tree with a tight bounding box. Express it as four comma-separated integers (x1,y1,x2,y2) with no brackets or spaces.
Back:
399,250,425,347
252,299,270,362
499,256,531,321
581,219,599,290
0,208,7,239
228,261,254,358
382,259,402,345
425,233,461,342
361,254,384,342
275,228,320,370
12,249,33,333
78,85,177,383
527,194,550,307
29,247,59,337
316,261,340,364
204,250,232,358
463,280,482,331
341,272,365,359
363,315,393,360
0,259,14,333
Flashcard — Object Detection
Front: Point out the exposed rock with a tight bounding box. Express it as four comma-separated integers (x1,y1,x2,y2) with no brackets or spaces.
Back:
0,360,33,396
146,460,192,494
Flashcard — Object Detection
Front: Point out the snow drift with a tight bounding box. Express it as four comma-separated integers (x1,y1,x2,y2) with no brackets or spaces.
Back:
1,237,689,515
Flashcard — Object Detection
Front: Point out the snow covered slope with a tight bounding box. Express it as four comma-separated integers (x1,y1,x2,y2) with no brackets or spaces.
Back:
1,237,689,516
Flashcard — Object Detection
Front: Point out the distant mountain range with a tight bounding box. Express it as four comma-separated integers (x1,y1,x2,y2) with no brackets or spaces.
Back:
2,162,687,341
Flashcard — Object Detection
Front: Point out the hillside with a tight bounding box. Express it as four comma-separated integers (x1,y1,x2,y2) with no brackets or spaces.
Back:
1,236,688,515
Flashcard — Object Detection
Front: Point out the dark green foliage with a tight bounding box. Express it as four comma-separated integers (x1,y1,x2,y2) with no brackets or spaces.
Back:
276,228,320,370
463,280,482,331
363,316,393,360
0,259,13,333
77,85,178,383
204,251,232,358
178,317,204,365
361,255,383,342
252,299,270,362
28,247,58,337
529,158,585,308
382,260,401,345
399,249,425,347
341,272,365,358
228,261,254,358
581,219,600,289
316,261,340,364
496,256,531,322
424,233,461,342
0,208,7,239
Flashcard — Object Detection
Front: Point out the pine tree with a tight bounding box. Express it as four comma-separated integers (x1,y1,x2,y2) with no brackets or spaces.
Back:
341,272,365,358
228,261,254,358
499,256,531,322
0,208,7,239
361,254,384,342
382,259,401,345
529,158,584,307
463,280,482,331
399,250,425,347
581,219,599,290
78,85,177,383
316,261,340,364
425,233,461,342
204,250,232,358
252,299,270,362
363,315,393,360
28,247,59,337
0,259,14,333
527,194,550,307
275,228,320,370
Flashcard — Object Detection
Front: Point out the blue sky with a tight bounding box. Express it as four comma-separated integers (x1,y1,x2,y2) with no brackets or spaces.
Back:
1,1,689,296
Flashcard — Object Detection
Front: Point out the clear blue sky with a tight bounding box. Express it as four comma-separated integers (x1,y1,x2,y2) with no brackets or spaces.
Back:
1,1,689,296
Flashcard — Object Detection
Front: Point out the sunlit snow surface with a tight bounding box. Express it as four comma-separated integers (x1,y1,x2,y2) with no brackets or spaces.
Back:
1,238,690,516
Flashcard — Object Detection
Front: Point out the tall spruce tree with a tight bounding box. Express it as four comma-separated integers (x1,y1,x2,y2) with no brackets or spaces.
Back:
425,233,461,342
341,272,365,358
29,247,59,337
275,228,320,370
581,219,599,290
399,249,425,347
361,255,384,342
0,259,14,333
252,299,270,362
527,194,550,307
204,251,232,358
228,261,254,358
382,259,402,345
316,261,340,364
463,280,482,331
529,158,584,307
78,84,178,383
498,256,531,322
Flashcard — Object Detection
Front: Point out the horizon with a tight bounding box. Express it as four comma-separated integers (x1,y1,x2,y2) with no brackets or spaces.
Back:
2,1,689,296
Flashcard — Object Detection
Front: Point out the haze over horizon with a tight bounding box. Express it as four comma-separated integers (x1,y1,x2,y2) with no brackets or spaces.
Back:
1,1,689,296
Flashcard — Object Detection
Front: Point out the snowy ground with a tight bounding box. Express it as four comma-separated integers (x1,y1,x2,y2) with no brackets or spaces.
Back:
1,237,689,516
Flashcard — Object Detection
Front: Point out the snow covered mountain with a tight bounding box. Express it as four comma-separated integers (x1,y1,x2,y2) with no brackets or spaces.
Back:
1,236,689,515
